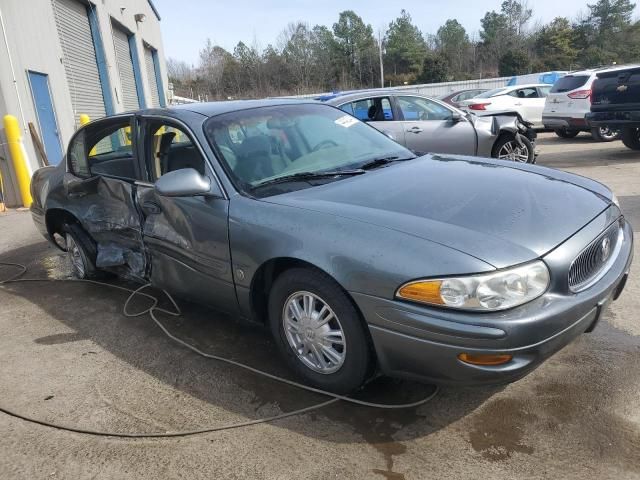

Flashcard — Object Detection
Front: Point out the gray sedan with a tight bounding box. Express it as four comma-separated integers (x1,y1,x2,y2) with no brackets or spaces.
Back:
30,100,632,393
320,90,537,163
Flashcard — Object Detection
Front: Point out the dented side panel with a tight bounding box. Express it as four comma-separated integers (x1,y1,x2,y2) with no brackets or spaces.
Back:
136,185,237,313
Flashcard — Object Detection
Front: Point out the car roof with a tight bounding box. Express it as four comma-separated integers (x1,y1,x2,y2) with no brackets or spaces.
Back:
320,90,435,104
502,83,550,90
565,64,640,76
167,98,314,116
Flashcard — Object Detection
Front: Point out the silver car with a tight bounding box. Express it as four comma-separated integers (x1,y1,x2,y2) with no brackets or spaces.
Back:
321,90,537,163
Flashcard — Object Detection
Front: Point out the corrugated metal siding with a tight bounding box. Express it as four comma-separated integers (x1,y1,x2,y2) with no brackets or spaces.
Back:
144,47,161,107
112,25,139,111
53,0,106,125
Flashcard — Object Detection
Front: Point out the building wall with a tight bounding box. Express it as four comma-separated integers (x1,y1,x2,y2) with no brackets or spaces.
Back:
0,0,167,207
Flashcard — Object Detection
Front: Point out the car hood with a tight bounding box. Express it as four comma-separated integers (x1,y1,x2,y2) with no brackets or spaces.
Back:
265,155,612,268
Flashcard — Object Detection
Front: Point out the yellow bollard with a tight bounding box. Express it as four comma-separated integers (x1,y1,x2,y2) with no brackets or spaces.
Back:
79,114,96,156
3,115,32,207
78,113,90,127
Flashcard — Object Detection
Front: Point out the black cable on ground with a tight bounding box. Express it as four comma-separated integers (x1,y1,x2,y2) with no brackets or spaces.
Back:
0,261,439,438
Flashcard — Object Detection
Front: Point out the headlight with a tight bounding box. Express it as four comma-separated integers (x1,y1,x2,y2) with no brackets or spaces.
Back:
396,261,550,311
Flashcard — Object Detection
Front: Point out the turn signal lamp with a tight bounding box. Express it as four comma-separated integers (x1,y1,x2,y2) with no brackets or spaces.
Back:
458,353,513,366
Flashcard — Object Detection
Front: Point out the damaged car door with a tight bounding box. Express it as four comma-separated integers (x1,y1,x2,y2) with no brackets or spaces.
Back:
63,115,146,277
134,116,237,313
395,95,477,155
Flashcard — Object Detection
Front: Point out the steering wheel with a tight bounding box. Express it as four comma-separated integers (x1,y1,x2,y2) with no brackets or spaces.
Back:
312,139,339,152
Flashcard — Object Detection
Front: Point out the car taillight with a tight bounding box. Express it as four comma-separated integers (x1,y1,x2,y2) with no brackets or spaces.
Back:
568,89,591,100
469,103,491,111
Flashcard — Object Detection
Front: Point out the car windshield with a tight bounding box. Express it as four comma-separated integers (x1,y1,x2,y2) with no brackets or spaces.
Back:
474,88,509,99
204,103,413,195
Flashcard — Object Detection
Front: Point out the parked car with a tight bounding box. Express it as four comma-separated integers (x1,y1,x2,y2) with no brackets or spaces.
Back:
542,67,633,141
458,84,552,128
438,88,488,108
30,100,632,393
321,91,537,163
587,64,640,151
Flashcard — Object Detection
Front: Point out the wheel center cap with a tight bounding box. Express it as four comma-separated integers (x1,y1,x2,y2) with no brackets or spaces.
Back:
304,327,316,341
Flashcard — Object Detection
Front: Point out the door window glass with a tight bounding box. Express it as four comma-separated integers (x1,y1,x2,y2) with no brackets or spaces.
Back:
68,119,140,180
342,97,393,121
398,96,452,121
538,86,551,97
509,88,539,99
146,122,206,181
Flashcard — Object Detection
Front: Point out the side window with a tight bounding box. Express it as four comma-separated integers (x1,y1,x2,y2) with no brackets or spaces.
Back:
348,97,393,122
146,121,206,181
68,119,140,180
455,91,476,102
510,88,539,99
538,86,551,97
68,130,89,178
339,103,355,116
397,96,452,121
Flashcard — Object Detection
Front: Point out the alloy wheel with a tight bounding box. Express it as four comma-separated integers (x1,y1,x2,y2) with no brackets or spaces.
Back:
282,291,346,374
497,140,530,162
598,126,620,141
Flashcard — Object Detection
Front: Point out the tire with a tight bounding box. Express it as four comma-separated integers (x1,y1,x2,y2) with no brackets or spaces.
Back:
591,126,620,142
492,134,535,163
268,268,372,394
555,128,580,139
621,127,640,150
63,223,99,279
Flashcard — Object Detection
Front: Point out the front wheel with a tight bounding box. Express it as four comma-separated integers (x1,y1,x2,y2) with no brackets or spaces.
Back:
492,134,535,163
268,268,372,394
591,126,620,142
555,128,580,139
621,127,640,150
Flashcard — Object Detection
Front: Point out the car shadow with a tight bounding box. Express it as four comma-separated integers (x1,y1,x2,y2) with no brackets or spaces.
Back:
0,240,501,450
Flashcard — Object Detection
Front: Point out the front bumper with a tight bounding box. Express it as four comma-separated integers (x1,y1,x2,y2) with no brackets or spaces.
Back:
352,215,633,385
587,110,640,128
543,115,589,130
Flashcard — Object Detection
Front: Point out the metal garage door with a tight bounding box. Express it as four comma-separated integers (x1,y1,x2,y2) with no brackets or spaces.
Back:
144,46,161,107
112,25,140,111
53,0,106,124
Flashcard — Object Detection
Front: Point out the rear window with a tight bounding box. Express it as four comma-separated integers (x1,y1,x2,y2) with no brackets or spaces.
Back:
550,75,590,93
475,88,507,99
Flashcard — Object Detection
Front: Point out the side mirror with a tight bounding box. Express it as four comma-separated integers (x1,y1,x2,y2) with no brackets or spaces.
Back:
451,112,464,123
155,168,218,197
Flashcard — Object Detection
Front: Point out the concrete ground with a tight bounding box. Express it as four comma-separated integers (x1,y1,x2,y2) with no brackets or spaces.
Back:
0,131,639,479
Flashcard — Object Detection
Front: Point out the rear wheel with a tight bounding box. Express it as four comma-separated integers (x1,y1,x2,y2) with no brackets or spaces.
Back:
591,126,620,142
268,268,372,394
492,134,535,163
63,224,99,279
554,128,580,139
621,127,640,150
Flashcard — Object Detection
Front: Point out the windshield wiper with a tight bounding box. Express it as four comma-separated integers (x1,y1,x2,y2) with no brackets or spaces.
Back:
359,156,416,170
251,169,365,189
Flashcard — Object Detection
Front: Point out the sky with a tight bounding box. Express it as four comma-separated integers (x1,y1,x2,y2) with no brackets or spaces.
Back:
152,0,638,66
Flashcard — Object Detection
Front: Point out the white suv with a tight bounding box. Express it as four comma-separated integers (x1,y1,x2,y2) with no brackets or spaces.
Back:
543,67,627,141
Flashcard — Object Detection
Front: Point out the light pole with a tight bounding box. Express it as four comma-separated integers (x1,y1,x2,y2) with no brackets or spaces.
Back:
378,30,384,88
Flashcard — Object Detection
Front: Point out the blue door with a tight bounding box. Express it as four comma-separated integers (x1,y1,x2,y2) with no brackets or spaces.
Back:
28,71,63,165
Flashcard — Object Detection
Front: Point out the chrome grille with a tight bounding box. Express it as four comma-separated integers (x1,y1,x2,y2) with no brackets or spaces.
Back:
568,221,621,292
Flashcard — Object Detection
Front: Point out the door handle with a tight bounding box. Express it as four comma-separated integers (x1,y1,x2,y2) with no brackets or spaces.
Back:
407,126,423,133
514,102,523,106
142,201,161,214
